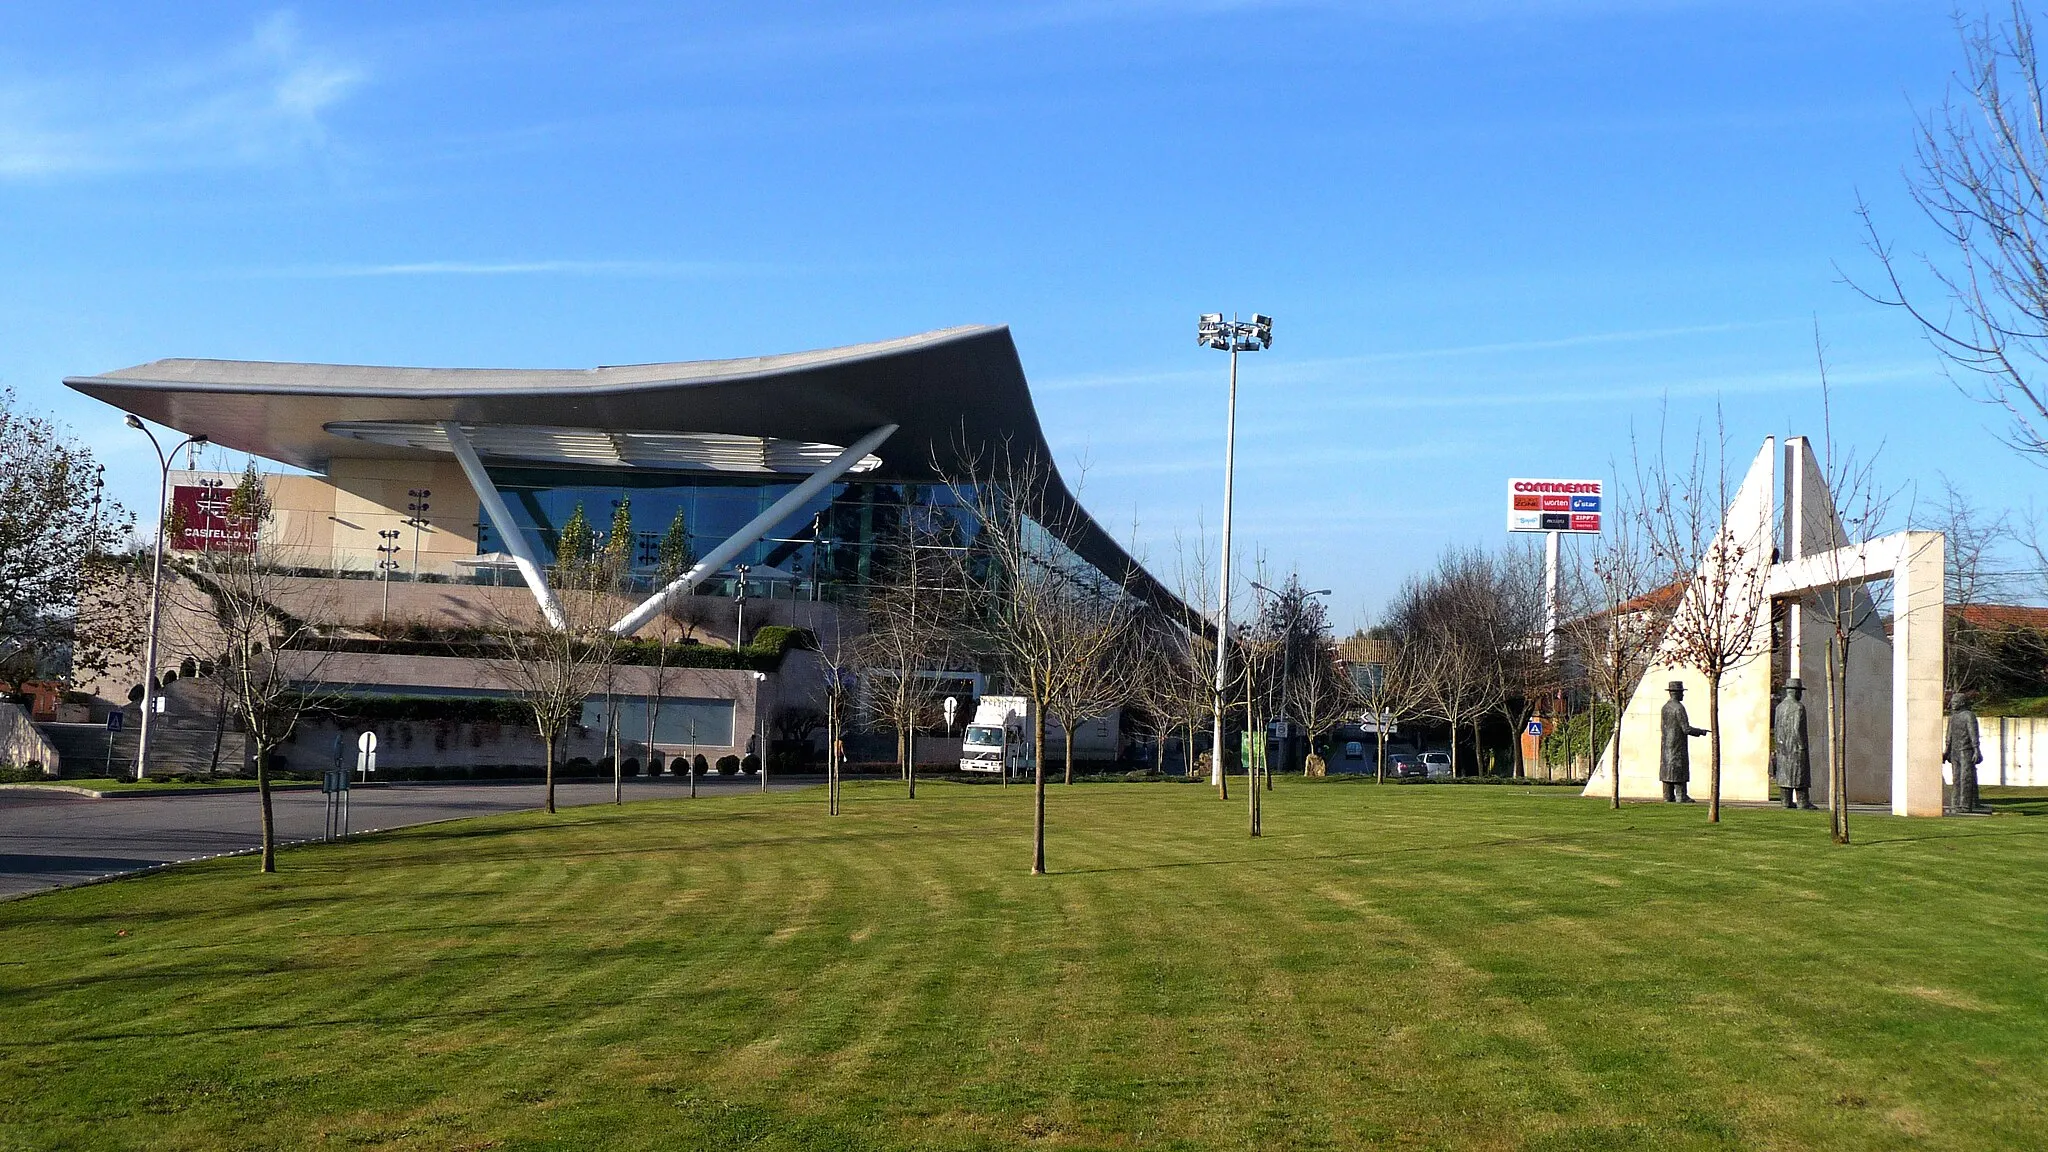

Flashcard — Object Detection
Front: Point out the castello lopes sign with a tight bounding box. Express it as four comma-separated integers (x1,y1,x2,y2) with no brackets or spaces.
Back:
1506,478,1602,534
170,484,260,552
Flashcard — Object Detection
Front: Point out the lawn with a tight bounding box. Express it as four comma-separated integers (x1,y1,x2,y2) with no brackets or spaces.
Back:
2,780,2045,1151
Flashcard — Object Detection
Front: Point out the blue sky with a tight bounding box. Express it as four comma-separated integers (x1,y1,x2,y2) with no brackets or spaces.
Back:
2,1,2035,625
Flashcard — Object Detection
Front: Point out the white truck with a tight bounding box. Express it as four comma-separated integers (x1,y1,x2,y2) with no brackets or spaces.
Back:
958,695,1121,776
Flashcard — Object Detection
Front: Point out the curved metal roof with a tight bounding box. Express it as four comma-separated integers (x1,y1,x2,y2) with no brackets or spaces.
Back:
65,324,1189,620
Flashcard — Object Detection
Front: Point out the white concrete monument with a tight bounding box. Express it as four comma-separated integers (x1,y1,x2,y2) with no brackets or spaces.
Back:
1585,437,1947,816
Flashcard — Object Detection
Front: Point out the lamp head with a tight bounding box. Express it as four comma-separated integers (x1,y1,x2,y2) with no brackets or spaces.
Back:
124,413,143,430
191,434,208,446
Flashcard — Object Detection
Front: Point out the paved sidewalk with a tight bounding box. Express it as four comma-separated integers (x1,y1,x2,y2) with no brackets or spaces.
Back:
0,776,813,899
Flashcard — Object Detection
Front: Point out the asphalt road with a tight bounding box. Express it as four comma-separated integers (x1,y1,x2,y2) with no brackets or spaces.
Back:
0,776,813,899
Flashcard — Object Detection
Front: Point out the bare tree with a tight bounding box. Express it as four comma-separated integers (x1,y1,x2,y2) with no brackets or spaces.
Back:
1856,4,2048,465
1563,475,1668,809
1388,549,1506,778
1917,476,2017,699
1639,412,1774,824
170,466,337,872
955,448,1139,873
1169,530,1224,791
1477,545,1551,778
1291,644,1358,776
1041,587,1140,788
1341,629,1422,783
853,498,964,799
1128,630,1189,776
490,541,620,816
1799,349,1899,844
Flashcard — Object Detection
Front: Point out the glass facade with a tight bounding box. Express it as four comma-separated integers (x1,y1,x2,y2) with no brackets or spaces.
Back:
582,697,736,747
475,467,984,598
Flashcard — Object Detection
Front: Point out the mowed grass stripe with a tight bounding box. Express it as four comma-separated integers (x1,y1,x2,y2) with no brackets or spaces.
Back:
1,780,2047,1149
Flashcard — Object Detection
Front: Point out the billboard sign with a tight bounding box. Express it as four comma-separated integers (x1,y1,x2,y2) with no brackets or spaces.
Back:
170,484,260,553
1507,478,1602,534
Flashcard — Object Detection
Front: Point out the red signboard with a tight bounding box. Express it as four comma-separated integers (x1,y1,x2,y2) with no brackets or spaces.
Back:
170,484,259,553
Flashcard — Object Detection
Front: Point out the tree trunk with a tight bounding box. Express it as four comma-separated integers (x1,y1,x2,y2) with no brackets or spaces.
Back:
1218,721,1229,801
1376,727,1386,783
612,695,623,805
1447,708,1460,777
544,730,557,815
209,679,227,775
256,740,276,873
1062,717,1074,787
1707,676,1722,824
1032,705,1047,875
1248,731,1261,837
1831,632,1851,845
1610,696,1624,810
908,725,918,800
1471,719,1484,777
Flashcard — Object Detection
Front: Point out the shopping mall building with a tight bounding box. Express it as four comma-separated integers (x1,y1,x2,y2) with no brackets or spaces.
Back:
63,325,1177,776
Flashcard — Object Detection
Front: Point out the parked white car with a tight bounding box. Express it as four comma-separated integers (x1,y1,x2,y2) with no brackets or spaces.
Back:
1420,751,1453,779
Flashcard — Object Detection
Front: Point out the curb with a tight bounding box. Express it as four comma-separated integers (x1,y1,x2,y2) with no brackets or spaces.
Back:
0,783,321,799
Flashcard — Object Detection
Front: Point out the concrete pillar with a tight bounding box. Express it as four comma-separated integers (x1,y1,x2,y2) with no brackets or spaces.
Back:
1891,531,1946,817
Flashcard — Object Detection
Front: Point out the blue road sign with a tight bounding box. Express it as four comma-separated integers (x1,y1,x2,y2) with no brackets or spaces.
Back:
106,710,124,732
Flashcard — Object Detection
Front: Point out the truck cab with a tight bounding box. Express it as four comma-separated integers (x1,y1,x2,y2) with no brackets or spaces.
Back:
960,696,1032,777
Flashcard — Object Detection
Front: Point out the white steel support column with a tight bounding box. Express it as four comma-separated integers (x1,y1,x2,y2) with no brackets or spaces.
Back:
442,421,567,630
611,424,898,637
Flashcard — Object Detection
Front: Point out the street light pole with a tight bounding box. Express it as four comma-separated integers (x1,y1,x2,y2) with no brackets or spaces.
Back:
376,530,402,620
1198,313,1272,793
124,415,207,781
406,488,431,579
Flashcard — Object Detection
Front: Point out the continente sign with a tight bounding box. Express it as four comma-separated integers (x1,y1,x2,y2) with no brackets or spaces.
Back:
1506,477,1602,534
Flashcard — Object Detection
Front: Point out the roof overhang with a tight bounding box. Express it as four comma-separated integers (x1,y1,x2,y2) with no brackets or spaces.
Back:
65,324,1191,621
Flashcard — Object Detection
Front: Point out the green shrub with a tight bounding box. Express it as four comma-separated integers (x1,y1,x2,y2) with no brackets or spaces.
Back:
715,754,741,775
746,626,816,656
0,761,48,783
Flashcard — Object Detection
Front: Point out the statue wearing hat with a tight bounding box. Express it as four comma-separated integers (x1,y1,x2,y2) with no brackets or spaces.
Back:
1944,692,1984,814
1771,679,1815,810
1660,680,1708,803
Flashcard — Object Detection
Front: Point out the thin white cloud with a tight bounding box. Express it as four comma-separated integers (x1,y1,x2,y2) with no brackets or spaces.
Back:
0,12,363,179
1038,319,1795,393
250,259,789,279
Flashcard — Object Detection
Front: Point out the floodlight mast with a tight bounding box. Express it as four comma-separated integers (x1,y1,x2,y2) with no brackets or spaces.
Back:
1197,312,1272,796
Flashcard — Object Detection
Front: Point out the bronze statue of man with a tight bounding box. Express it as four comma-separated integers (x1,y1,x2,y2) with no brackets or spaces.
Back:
1660,681,1707,803
1944,692,1984,814
1771,679,1815,810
